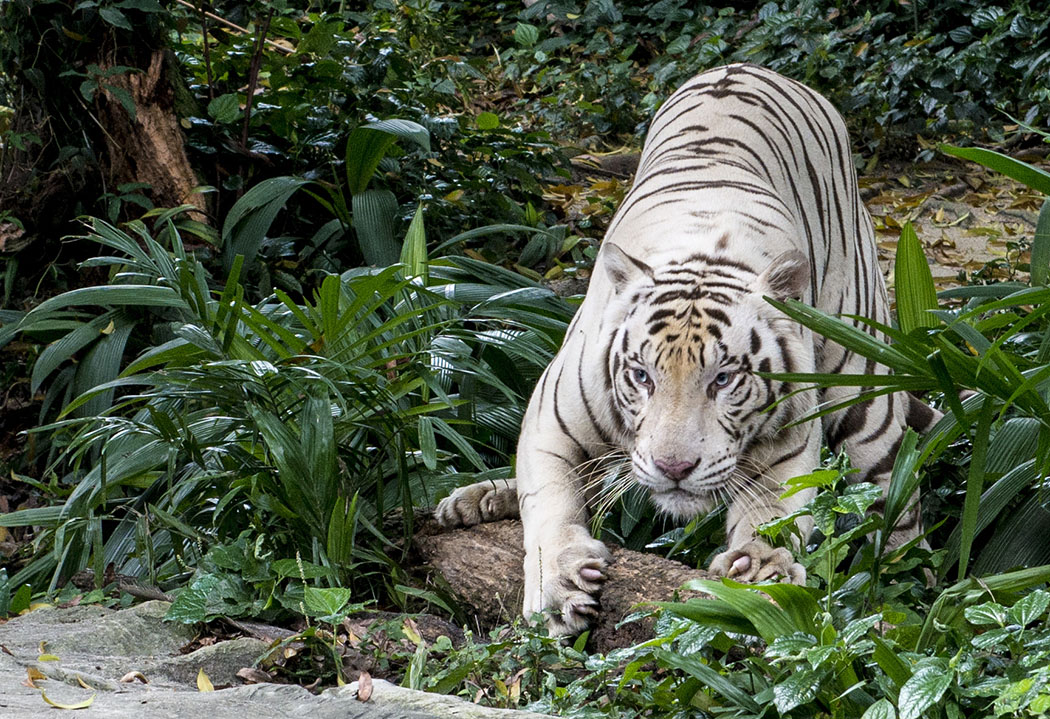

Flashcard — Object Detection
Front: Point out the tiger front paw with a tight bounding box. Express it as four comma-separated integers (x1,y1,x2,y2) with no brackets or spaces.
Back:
434,480,518,528
524,535,613,636
709,540,805,585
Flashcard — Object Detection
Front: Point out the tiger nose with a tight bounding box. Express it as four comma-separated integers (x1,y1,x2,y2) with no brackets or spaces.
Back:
654,457,698,482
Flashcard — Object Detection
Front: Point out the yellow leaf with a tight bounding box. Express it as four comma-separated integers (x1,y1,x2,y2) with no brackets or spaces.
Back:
76,676,95,690
38,654,61,662
24,667,46,688
28,603,53,612
197,667,214,692
402,618,422,645
41,690,96,709
853,41,869,56
897,175,911,188
99,320,115,335
443,189,464,203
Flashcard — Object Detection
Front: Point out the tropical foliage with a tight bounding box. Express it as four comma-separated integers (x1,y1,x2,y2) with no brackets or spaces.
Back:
2,1,1050,716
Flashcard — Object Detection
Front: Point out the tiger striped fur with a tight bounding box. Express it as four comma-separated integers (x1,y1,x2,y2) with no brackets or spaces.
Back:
436,63,937,636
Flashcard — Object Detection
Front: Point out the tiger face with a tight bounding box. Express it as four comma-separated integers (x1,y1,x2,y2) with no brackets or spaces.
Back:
600,243,812,519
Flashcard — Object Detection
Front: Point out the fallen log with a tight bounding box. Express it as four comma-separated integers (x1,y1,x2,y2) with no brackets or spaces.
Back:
414,519,711,653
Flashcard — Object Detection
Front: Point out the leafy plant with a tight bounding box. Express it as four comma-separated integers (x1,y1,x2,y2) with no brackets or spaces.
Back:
0,214,573,606
763,145,1050,582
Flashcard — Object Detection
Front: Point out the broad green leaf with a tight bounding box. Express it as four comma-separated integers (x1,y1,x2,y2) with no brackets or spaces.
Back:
221,177,311,272
963,601,1007,626
26,286,186,315
345,127,397,194
862,698,897,719
656,598,757,636
879,429,921,554
400,205,428,281
1008,588,1050,626
1032,198,1050,286
766,298,919,373
207,93,241,124
751,583,821,636
945,459,1036,568
31,311,119,392
898,660,952,719
352,189,400,266
363,119,430,153
303,586,354,619
940,144,1050,195
345,120,428,195
165,573,221,624
871,635,912,688
652,649,762,713
72,319,134,416
957,399,994,580
680,579,795,642
99,6,132,30
773,667,822,714
514,22,540,47
894,222,939,333
418,416,438,470
327,494,359,567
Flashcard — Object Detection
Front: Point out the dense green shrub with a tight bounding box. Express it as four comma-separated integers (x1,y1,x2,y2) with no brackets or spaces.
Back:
0,214,573,605
503,0,1050,151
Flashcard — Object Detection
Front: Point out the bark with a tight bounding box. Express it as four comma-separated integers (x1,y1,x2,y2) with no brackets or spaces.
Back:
414,519,711,653
99,51,206,218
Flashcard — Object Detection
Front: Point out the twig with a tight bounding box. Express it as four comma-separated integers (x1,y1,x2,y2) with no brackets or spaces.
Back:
241,10,273,149
198,3,214,101
173,0,292,55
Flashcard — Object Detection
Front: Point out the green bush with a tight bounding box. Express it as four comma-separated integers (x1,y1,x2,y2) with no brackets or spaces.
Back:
502,0,1050,151
0,213,574,606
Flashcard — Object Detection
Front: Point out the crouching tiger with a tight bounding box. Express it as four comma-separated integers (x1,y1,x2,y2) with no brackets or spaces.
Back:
435,62,938,636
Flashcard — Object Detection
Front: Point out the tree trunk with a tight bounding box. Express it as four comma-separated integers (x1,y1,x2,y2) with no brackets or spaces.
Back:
99,51,206,219
414,519,711,653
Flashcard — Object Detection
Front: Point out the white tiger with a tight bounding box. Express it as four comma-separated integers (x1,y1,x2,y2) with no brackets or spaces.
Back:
436,63,936,636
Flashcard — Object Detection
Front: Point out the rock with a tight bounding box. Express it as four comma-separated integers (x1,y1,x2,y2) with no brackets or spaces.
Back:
0,600,556,718
415,519,710,652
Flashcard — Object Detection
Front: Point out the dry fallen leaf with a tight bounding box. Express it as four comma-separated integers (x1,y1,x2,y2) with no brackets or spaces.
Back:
235,667,272,684
196,667,214,692
23,666,46,688
41,690,96,710
75,676,95,690
357,671,373,702
119,671,148,684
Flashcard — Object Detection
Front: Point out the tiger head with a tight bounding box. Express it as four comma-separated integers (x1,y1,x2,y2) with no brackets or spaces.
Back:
599,242,813,519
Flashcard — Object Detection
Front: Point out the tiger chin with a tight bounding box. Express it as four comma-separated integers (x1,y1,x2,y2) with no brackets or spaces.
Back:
436,63,935,637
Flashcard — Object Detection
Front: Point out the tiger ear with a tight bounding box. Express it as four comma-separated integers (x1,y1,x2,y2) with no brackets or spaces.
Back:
756,250,809,301
600,242,654,292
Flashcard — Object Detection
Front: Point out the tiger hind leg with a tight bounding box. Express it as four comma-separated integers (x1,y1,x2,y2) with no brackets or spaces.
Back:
434,478,519,528
825,390,926,550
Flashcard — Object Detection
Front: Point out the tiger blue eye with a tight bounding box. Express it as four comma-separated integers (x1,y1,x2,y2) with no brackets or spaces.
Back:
632,368,650,385
714,371,731,387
